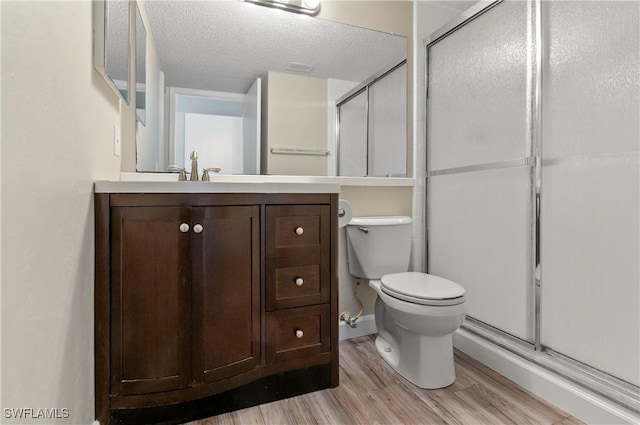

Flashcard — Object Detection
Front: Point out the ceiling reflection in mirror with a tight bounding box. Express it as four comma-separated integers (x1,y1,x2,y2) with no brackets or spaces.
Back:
136,1,407,174
145,1,406,94
104,0,130,102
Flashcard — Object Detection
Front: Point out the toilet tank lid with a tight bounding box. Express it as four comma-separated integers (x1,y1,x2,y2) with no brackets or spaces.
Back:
348,216,412,226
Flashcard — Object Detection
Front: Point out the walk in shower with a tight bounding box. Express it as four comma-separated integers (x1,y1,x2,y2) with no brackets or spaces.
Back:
425,0,639,413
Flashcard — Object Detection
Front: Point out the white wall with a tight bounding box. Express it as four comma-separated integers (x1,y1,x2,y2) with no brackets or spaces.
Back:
1,2,121,423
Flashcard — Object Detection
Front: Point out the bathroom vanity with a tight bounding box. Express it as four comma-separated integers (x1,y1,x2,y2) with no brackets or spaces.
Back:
94,181,339,425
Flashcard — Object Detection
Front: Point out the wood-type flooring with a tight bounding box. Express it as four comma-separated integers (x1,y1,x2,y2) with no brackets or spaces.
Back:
189,335,585,425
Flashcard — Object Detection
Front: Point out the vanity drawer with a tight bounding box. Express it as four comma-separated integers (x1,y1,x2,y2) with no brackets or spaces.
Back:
266,205,330,259
266,259,330,310
266,304,330,364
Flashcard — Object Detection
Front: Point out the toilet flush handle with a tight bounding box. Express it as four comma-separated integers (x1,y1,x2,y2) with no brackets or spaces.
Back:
358,226,370,234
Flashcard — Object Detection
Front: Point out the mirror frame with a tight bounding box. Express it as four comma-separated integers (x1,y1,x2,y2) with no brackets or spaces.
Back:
93,0,131,104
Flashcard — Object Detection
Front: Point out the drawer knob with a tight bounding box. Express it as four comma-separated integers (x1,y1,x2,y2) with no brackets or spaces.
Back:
295,227,304,235
295,277,304,286
193,224,203,234
179,223,190,233
295,329,304,339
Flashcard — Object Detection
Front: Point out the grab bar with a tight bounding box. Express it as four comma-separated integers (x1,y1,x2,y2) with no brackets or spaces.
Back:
270,147,329,156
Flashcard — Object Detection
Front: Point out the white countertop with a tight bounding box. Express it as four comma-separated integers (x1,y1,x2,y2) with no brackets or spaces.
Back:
94,180,340,194
117,172,414,187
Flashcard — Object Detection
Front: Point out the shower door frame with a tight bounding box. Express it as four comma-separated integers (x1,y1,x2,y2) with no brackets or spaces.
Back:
424,0,539,350
423,0,639,414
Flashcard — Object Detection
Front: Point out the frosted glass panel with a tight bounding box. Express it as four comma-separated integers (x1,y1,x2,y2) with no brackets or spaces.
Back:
542,1,640,159
541,160,639,385
369,64,406,177
540,1,640,386
427,1,531,171
428,166,533,341
338,91,367,176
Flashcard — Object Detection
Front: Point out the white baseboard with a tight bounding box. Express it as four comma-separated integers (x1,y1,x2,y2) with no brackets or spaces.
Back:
339,314,377,340
453,328,640,425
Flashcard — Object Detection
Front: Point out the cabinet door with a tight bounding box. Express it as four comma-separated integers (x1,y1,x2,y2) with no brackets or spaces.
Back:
111,207,192,395
191,206,260,384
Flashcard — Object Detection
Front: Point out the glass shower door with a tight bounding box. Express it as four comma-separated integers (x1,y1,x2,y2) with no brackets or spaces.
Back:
426,1,535,342
338,90,368,176
540,0,640,386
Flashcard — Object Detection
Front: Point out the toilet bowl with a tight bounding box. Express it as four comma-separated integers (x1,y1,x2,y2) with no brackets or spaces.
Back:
346,217,466,389
370,273,465,389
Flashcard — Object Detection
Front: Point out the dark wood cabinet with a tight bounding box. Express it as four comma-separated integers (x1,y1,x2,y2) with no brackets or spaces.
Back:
110,205,260,396
265,204,332,366
266,304,331,364
95,192,338,425
110,206,192,396
265,205,331,311
191,206,260,384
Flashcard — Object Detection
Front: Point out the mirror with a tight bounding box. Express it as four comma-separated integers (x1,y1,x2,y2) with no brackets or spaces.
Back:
136,1,407,175
93,0,130,103
135,2,146,125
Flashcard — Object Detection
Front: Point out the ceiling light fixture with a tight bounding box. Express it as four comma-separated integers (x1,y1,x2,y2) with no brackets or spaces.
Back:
244,0,321,16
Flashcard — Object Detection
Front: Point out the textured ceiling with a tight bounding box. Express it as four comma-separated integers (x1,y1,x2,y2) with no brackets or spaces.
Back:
144,1,407,94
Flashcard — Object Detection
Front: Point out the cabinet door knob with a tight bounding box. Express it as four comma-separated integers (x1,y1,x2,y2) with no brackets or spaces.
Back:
295,227,304,235
179,223,190,233
193,224,203,234
295,277,304,286
295,329,304,339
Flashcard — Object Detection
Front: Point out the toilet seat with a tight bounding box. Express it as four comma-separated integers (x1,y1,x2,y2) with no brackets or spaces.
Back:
380,272,466,306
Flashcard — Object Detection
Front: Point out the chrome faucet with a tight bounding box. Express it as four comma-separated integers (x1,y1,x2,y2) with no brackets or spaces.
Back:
168,151,220,181
189,151,199,181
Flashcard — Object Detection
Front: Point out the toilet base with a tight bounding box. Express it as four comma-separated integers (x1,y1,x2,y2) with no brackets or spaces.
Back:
374,332,456,389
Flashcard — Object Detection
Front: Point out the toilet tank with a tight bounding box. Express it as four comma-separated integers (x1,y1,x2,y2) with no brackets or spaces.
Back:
346,216,413,279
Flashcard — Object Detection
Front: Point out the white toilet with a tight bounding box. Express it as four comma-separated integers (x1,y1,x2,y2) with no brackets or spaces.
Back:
346,216,466,389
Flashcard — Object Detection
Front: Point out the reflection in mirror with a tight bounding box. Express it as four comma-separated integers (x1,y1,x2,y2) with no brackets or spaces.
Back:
104,0,130,103
169,87,257,175
338,63,407,177
135,3,146,126
136,1,406,175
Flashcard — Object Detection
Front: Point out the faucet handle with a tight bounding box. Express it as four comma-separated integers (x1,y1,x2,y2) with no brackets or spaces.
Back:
201,167,222,181
167,165,187,181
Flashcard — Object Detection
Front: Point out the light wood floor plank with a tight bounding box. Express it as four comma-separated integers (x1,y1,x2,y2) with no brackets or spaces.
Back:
370,384,449,425
189,335,585,425
452,350,569,424
552,417,587,425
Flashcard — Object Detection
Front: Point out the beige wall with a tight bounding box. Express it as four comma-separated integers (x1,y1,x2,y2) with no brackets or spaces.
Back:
1,1,121,423
262,71,328,175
